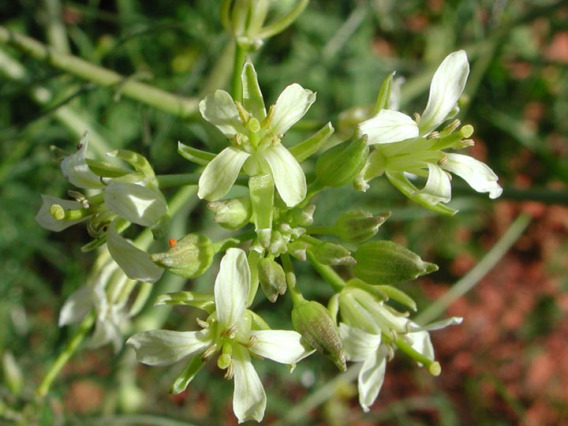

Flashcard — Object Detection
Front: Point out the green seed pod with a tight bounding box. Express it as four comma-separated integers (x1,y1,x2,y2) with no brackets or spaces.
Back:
207,197,252,230
315,135,369,187
258,258,287,302
353,240,438,285
292,300,346,371
334,210,391,244
150,234,214,278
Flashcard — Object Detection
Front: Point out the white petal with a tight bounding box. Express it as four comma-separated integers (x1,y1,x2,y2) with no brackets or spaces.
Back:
416,163,452,204
104,182,167,226
58,286,94,326
197,147,250,201
339,323,382,362
60,135,105,189
249,330,313,364
408,330,435,364
263,144,306,207
90,315,123,352
358,109,419,145
410,317,463,332
443,153,503,199
126,329,211,366
35,195,88,232
106,224,164,283
232,346,266,424
358,345,388,412
270,83,316,135
214,248,250,328
199,90,244,138
420,50,469,134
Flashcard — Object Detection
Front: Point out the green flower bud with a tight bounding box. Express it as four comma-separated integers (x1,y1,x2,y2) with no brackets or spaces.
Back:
258,258,287,302
292,300,346,371
313,242,356,266
287,204,316,227
150,234,214,278
334,210,391,244
207,197,252,230
315,135,369,187
353,241,438,285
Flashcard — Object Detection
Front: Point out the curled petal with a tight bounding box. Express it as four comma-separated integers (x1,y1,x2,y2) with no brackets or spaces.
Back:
249,330,313,364
339,323,382,362
443,153,503,199
61,134,105,189
358,109,419,145
420,50,469,134
199,90,245,138
358,345,388,412
214,248,250,328
264,144,306,207
106,223,164,283
58,286,94,326
408,330,435,364
232,346,266,423
36,195,89,232
104,182,168,226
127,329,211,366
198,147,250,201
416,164,452,205
270,83,316,135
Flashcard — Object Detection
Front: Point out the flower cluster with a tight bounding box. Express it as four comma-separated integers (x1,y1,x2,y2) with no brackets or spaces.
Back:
37,48,502,423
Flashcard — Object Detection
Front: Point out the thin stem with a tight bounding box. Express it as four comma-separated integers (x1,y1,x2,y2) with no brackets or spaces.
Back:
306,250,346,293
417,213,531,324
231,41,248,101
35,312,96,398
0,26,199,119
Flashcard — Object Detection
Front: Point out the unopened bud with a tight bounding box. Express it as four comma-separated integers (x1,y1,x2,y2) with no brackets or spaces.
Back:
353,241,438,285
258,258,287,302
288,204,316,227
150,234,214,278
207,197,252,230
313,242,355,266
334,210,390,243
292,300,346,371
315,136,369,187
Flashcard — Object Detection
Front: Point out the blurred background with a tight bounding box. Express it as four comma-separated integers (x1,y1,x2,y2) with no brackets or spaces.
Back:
0,0,567,424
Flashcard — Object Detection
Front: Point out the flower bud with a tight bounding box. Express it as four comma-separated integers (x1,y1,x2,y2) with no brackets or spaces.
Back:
292,300,346,371
334,210,390,244
287,204,316,227
353,241,438,285
315,136,369,187
313,242,356,266
207,197,252,230
258,258,287,302
150,234,214,278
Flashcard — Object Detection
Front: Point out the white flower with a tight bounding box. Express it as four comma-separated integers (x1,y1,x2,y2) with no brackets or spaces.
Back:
59,258,132,352
356,51,502,208
127,248,312,423
197,62,315,207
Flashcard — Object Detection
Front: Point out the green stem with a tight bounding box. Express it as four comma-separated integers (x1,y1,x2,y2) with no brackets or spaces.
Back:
35,312,96,398
306,250,346,293
394,337,441,376
0,26,199,119
231,41,248,101
416,213,531,324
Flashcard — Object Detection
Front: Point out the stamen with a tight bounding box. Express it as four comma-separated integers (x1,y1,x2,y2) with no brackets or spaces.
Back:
221,325,238,339
169,238,177,248
224,360,234,380
196,318,209,329
202,344,218,362
242,334,258,348
438,154,449,167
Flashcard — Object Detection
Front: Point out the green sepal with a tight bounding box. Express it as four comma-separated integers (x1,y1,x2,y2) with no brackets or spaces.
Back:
333,210,390,244
353,240,438,285
248,310,271,331
386,170,458,216
170,355,205,394
85,159,131,178
289,122,334,162
258,257,287,302
106,149,155,179
241,59,266,120
376,285,417,312
154,291,215,313
344,278,389,302
315,135,369,187
372,71,395,115
177,142,216,166
313,242,355,266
